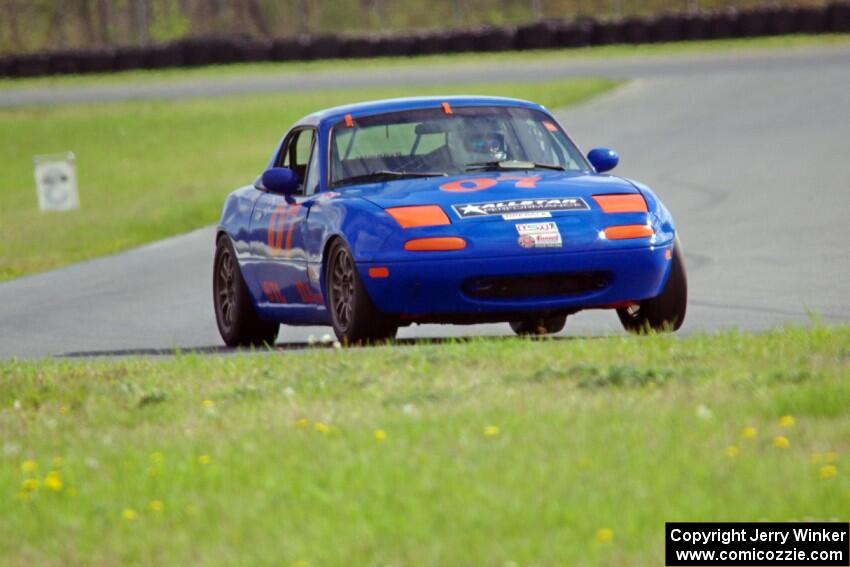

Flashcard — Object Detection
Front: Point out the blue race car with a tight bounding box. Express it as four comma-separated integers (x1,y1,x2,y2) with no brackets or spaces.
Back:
213,96,686,345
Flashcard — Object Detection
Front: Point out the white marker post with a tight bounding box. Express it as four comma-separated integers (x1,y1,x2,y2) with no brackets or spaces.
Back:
34,152,79,212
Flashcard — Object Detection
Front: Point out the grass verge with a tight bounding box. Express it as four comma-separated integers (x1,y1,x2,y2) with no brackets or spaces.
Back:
1,326,848,565
1,33,848,92
0,77,618,282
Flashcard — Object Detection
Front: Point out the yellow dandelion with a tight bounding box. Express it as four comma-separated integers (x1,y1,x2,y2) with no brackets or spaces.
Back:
484,425,500,437
773,436,790,449
43,471,63,491
779,415,795,428
819,465,838,480
725,445,740,459
202,399,215,409
51,457,65,467
148,500,164,512
294,418,310,429
59,405,70,415
197,454,212,465
595,528,614,543
148,467,160,477
20,460,38,473
149,452,164,464
122,508,138,521
374,429,387,441
741,426,757,439
314,422,331,434
21,478,39,492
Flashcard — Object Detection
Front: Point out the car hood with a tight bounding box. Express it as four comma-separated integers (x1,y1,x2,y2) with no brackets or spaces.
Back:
340,169,676,260
350,170,640,218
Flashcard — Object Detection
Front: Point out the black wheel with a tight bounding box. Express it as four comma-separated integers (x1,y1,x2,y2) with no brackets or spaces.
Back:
213,235,279,347
617,240,687,333
510,314,567,336
326,239,397,344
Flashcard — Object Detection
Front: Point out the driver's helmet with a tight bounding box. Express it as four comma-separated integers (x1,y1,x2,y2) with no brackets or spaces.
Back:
462,130,508,161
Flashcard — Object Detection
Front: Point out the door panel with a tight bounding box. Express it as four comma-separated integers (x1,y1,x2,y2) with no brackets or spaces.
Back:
249,193,310,310
245,126,327,323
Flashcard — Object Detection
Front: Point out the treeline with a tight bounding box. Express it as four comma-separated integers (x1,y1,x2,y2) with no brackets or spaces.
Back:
0,0,833,55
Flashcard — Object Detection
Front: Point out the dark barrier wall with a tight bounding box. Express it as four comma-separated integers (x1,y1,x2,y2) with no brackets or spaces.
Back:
2,2,849,78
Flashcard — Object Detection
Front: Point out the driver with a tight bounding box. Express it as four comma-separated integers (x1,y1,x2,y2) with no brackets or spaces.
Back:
461,130,508,162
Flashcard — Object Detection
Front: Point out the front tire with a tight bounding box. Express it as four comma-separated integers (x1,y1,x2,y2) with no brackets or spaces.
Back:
617,240,687,333
326,239,397,345
213,235,279,347
510,314,567,336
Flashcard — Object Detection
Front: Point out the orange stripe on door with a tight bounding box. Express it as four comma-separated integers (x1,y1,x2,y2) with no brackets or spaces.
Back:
283,204,301,258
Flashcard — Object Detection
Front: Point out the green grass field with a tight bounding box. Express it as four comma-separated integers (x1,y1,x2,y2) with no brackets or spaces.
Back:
1,33,848,92
1,326,848,565
0,78,617,282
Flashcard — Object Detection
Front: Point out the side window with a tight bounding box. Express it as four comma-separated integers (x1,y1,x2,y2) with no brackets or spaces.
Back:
278,128,316,194
516,119,571,167
302,138,321,196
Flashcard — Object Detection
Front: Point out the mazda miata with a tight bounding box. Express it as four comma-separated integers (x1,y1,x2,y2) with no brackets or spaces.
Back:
213,96,686,345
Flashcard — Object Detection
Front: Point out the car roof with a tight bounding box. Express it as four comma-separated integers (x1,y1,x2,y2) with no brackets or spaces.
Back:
296,96,547,127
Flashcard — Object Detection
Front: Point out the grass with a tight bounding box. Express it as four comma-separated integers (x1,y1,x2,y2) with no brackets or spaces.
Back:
1,33,848,92
1,326,848,565
0,77,618,282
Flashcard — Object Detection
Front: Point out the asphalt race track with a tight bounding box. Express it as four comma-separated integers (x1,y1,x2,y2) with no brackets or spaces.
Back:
1,46,848,358
1,46,848,107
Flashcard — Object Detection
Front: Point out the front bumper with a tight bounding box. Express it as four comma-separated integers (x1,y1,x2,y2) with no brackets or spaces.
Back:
357,243,673,317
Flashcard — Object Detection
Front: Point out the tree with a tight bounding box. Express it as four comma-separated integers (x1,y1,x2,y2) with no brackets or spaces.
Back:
129,0,150,45
3,0,24,51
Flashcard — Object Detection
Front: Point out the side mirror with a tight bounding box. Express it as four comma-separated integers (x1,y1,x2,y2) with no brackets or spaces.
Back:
587,148,619,173
261,167,300,196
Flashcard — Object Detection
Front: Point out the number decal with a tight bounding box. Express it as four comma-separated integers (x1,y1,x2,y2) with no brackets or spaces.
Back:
497,174,541,188
440,178,498,192
295,281,324,304
267,205,285,253
267,204,301,258
440,176,541,192
261,281,286,304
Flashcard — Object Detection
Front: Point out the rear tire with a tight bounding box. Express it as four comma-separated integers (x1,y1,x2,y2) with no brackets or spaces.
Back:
213,235,279,347
510,314,567,336
326,239,397,345
617,240,687,334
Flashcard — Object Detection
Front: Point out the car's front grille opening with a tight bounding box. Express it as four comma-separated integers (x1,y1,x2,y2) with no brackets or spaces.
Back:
462,272,610,300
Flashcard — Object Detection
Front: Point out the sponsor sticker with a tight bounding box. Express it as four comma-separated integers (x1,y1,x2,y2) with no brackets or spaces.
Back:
453,197,588,218
502,211,552,221
518,235,536,248
515,221,563,249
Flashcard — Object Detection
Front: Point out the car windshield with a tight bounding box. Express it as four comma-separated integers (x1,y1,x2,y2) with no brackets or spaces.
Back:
330,105,590,187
